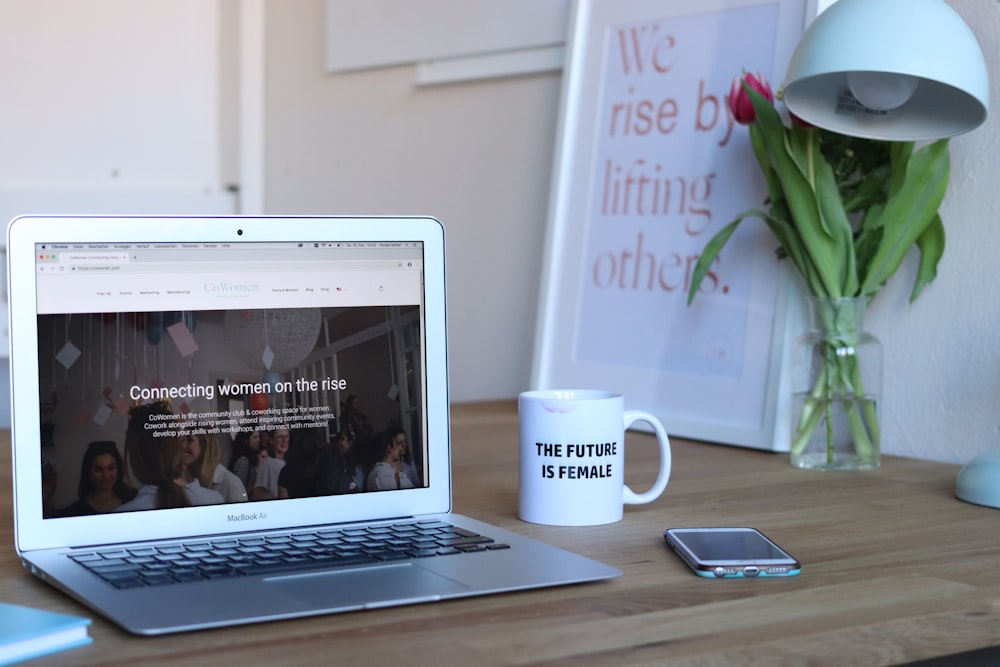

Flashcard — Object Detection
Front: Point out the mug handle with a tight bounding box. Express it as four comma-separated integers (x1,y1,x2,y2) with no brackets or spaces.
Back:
621,410,672,505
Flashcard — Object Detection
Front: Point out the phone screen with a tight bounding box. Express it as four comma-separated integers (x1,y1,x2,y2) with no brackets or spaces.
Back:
676,529,790,560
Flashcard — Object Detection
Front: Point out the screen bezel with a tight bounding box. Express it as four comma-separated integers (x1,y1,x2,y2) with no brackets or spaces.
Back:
9,215,451,553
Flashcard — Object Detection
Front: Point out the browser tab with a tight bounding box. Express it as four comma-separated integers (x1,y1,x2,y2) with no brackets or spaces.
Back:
60,251,130,266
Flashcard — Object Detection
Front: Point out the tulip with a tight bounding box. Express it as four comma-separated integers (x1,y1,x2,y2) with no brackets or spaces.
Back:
728,72,774,125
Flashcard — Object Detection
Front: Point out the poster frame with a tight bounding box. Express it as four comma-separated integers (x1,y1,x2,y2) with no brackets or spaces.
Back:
530,0,817,450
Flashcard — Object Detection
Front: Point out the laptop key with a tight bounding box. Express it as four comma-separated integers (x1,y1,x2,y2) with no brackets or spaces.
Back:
436,536,494,548
157,545,185,554
92,561,142,574
375,552,412,562
451,528,481,538
69,553,101,563
142,573,176,587
128,547,158,557
407,548,440,558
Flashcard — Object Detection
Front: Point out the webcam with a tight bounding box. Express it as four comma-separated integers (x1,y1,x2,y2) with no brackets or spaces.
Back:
237,229,243,236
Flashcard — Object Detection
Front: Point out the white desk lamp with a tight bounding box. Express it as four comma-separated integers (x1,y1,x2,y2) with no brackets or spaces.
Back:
782,0,988,141
781,0,997,507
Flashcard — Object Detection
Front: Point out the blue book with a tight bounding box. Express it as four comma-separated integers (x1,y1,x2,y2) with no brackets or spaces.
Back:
0,602,91,665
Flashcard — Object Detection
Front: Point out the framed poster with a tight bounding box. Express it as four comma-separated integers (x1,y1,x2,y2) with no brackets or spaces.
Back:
531,0,816,451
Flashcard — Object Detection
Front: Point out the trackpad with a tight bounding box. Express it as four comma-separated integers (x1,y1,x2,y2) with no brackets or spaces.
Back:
266,563,469,608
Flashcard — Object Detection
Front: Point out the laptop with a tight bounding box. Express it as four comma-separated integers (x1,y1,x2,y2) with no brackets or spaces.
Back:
7,214,620,635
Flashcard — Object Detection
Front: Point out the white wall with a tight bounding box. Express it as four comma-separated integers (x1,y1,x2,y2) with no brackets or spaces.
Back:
265,0,1000,465
0,0,238,428
0,0,229,194
263,2,561,412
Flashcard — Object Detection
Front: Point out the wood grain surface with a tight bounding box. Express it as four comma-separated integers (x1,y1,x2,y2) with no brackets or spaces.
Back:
1,401,997,666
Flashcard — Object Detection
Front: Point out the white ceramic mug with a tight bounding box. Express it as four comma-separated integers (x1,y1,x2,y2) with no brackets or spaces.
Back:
518,390,672,526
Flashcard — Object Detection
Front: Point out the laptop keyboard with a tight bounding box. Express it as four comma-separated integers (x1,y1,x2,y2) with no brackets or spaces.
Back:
69,520,510,590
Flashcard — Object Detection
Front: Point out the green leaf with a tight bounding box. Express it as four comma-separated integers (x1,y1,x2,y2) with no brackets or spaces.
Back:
859,139,950,297
841,162,890,213
744,87,842,297
809,142,858,295
687,216,742,305
887,141,916,197
686,205,829,304
854,203,884,287
762,213,825,295
910,214,945,302
749,124,783,208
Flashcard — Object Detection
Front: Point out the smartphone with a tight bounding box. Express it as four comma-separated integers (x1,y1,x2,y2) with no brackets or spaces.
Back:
663,527,801,578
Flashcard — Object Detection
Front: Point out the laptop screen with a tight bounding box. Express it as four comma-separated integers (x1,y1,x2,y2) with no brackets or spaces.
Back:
33,239,428,519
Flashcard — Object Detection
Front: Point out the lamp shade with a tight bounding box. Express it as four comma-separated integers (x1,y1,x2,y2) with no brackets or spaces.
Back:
782,0,988,141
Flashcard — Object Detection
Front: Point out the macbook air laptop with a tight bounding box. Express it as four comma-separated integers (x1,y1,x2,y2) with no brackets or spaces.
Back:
7,214,620,635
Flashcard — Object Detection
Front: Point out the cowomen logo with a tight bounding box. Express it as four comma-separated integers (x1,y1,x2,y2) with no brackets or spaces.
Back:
203,281,260,293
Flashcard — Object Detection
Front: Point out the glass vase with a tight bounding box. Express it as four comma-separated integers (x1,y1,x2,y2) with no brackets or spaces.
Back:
790,296,882,471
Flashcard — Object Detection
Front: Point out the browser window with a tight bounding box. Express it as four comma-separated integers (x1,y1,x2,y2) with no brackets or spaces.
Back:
35,240,428,518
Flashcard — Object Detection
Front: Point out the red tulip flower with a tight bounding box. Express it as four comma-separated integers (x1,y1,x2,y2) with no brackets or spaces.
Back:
728,72,774,125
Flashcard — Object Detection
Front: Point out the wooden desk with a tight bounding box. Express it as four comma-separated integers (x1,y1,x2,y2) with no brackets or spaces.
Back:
2,401,998,666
